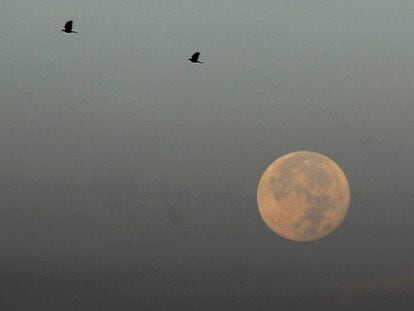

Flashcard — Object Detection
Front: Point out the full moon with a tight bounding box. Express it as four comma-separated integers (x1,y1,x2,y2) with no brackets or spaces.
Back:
257,151,350,242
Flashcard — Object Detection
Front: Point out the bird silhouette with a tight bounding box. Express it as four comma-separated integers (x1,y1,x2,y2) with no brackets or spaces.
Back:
62,20,77,33
188,52,203,64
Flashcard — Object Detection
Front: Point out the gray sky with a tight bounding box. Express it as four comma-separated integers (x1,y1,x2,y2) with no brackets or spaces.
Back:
1,1,414,310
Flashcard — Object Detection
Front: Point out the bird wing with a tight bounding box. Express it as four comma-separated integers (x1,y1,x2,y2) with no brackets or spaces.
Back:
65,20,73,31
191,52,200,60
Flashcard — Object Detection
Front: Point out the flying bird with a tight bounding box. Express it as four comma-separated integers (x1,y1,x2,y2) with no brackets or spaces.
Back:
188,52,203,64
62,20,77,33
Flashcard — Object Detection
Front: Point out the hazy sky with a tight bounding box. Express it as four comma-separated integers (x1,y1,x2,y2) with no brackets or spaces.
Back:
1,1,414,310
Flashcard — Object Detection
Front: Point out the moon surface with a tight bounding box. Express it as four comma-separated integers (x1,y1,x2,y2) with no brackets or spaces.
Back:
257,151,350,242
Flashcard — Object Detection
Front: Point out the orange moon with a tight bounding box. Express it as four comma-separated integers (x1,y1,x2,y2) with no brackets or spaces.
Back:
257,151,350,242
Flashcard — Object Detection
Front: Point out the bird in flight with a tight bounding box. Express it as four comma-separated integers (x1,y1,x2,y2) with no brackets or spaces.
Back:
188,52,203,64
62,20,77,33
